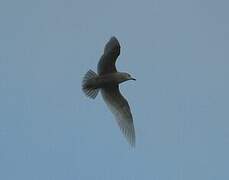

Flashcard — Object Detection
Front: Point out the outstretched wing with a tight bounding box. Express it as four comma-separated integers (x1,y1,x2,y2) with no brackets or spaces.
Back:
97,37,120,75
101,85,135,147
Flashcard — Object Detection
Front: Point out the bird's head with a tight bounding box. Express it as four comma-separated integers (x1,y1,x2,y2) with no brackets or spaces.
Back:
118,72,136,83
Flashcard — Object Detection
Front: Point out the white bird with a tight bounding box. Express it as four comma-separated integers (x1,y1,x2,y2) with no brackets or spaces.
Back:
82,37,136,147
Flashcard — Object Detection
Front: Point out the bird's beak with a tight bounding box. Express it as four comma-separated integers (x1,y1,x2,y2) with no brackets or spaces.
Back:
131,77,136,81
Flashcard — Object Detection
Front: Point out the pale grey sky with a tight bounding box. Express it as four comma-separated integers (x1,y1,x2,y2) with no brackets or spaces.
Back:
0,0,229,179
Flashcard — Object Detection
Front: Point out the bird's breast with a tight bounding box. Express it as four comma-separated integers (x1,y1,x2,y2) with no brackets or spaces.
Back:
95,74,119,88
85,73,123,89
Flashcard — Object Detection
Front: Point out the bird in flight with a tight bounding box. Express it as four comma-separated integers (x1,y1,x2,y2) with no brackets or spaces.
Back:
82,37,136,147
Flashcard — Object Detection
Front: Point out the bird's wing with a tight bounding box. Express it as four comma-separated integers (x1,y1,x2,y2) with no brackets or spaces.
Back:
101,85,135,147
97,37,120,75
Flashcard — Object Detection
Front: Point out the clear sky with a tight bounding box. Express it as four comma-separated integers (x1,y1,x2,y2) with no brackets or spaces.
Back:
0,0,229,179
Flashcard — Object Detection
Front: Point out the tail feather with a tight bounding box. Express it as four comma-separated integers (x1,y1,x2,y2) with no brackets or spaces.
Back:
82,69,99,99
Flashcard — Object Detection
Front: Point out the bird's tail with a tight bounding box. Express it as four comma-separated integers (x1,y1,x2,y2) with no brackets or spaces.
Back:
82,69,99,99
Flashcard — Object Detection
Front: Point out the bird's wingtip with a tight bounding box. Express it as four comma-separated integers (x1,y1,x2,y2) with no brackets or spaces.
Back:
109,36,119,43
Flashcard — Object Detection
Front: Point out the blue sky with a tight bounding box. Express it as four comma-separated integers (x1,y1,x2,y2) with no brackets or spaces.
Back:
0,0,229,179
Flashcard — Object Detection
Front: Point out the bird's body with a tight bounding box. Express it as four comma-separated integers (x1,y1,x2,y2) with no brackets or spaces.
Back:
82,37,136,147
84,72,134,89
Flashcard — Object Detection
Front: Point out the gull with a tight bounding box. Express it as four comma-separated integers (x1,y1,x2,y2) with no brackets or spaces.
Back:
82,37,136,147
